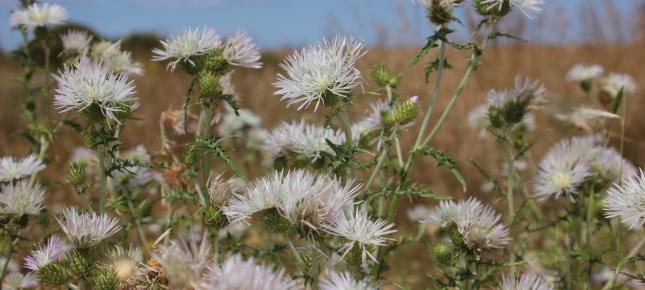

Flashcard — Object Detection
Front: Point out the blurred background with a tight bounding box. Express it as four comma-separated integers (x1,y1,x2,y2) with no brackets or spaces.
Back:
1,1,645,285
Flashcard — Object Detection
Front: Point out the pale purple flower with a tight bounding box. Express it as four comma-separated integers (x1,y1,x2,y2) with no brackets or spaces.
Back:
24,236,70,271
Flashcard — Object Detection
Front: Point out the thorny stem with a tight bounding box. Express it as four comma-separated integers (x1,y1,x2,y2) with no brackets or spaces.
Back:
413,38,447,149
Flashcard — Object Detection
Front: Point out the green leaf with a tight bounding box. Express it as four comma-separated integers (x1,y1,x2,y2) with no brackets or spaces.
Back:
424,58,452,82
610,87,624,114
186,137,244,178
417,148,467,192
410,27,454,66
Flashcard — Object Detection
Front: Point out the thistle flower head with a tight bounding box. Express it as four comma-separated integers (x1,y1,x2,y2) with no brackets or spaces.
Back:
486,77,547,128
605,169,645,229
264,120,344,161
154,233,212,289
468,104,535,137
323,208,396,269
193,254,299,290
351,100,392,139
10,3,67,29
320,271,377,290
207,173,245,208
152,27,221,71
422,198,510,249
0,180,45,216
501,273,552,290
0,155,45,182
600,73,637,97
23,236,70,272
60,30,93,55
224,170,359,232
53,57,138,123
274,35,365,111
92,41,143,76
2,272,38,290
222,30,262,69
566,64,604,82
479,0,544,18
108,246,146,287
56,208,121,248
217,107,262,137
533,154,591,201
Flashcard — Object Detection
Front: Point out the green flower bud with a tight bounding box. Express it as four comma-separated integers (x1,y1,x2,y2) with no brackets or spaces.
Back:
474,0,511,17
199,72,220,98
383,96,420,127
261,208,292,234
203,49,228,73
580,80,592,93
91,268,119,290
502,101,527,125
430,241,455,266
427,4,451,25
82,103,106,124
344,244,363,268
65,250,94,279
273,155,288,170
67,161,87,186
370,64,400,87
202,206,229,230
38,262,70,286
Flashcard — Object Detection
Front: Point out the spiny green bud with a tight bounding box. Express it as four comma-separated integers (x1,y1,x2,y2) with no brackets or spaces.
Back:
370,64,400,87
261,208,293,234
427,3,452,25
180,58,201,76
474,0,511,17
488,107,504,129
82,102,106,124
502,100,527,125
91,268,119,290
580,80,592,93
202,206,229,230
344,244,363,268
430,241,455,266
203,49,228,73
199,72,219,97
273,155,288,170
38,262,70,286
65,250,94,279
67,161,87,186
383,96,420,127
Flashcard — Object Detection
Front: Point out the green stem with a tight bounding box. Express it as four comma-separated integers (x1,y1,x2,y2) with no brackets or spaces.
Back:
126,193,150,256
338,105,353,147
506,147,516,281
413,39,447,149
601,235,645,290
0,231,20,284
97,146,109,212
41,38,52,124
365,150,387,190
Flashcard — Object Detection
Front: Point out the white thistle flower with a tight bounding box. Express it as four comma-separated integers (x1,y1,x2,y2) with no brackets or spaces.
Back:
60,30,93,55
264,120,344,161
605,169,645,229
351,100,392,139
274,36,365,111
193,254,299,290
480,0,544,17
0,180,45,216
207,173,245,208
56,208,121,248
222,30,262,69
501,273,552,290
2,272,38,290
0,155,46,182
533,154,591,200
323,208,396,269
421,198,510,249
566,64,604,82
9,3,67,29
23,235,70,271
152,27,221,71
601,73,637,97
154,233,212,289
90,40,143,75
487,77,547,110
217,107,262,137
53,57,138,123
468,104,536,138
416,0,463,9
320,271,377,290
224,169,359,231
108,246,146,287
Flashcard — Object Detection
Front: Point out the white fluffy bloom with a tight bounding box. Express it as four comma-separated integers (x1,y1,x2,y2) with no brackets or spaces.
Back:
320,271,377,290
108,246,147,287
217,107,262,137
0,180,45,216
23,235,70,271
223,30,262,69
605,169,645,229
207,173,245,208
480,0,544,17
501,273,552,290
566,64,604,82
487,77,547,110
224,170,359,231
61,30,93,55
601,73,637,96
468,104,536,138
9,3,67,29
56,208,121,248
534,154,591,200
193,254,299,290
0,155,46,182
351,100,392,139
2,272,38,290
154,233,212,289
264,120,344,161
422,198,510,249
91,40,143,76
274,36,365,111
323,208,396,269
53,57,138,123
152,27,221,71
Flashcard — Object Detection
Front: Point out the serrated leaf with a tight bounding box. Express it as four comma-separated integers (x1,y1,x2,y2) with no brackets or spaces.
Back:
418,148,467,192
424,58,452,82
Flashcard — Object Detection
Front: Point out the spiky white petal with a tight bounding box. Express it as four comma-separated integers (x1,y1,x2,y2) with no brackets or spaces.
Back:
53,57,138,123
152,27,221,71
501,273,552,290
480,0,544,17
9,3,67,29
323,208,396,269
422,198,510,249
351,100,391,139
605,169,645,229
416,0,463,9
320,271,377,290
2,272,38,290
468,104,536,138
56,208,121,248
0,155,45,182
274,36,365,111
566,64,604,82
0,180,45,216
217,107,262,137
24,235,70,271
264,120,344,161
193,254,299,290
61,30,93,55
533,154,591,200
223,30,262,69
487,77,547,110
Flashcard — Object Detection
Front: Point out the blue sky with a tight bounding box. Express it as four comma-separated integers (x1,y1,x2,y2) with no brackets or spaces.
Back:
0,0,638,50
